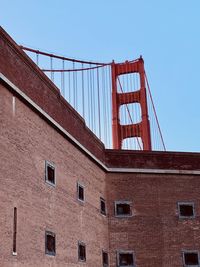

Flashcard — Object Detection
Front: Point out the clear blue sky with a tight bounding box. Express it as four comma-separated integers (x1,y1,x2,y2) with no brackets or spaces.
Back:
1,0,200,152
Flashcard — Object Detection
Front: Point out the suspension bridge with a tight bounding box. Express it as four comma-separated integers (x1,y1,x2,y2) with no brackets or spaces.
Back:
20,45,166,151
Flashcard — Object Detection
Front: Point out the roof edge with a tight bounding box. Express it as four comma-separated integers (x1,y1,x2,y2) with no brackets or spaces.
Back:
1,72,200,173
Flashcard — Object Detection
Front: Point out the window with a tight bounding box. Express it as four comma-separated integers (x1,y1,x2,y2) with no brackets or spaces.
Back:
100,198,106,215
78,241,86,262
77,183,85,202
178,202,195,218
115,201,132,217
45,231,56,256
45,161,55,186
13,207,17,256
102,251,109,267
183,251,199,266
117,251,135,267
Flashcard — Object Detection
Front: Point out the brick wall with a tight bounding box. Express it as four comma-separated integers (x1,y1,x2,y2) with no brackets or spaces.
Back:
0,84,109,267
105,149,200,170
1,27,200,267
107,172,200,267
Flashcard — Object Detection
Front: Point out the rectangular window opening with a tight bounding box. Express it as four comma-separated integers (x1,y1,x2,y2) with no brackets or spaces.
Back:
45,231,56,256
115,201,132,217
45,161,55,186
13,207,17,255
77,183,85,202
183,251,199,266
102,251,109,267
118,251,135,267
100,198,106,216
178,202,195,218
78,242,86,262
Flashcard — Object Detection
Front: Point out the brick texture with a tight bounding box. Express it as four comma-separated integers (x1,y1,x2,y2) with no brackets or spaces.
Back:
107,172,200,267
1,27,200,267
0,85,108,267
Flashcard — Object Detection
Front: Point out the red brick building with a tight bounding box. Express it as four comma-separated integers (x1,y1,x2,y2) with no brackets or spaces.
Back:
1,27,200,267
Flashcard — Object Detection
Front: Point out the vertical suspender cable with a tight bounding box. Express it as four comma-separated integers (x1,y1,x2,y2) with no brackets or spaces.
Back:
68,70,71,104
102,67,107,147
61,60,65,96
75,66,78,110
50,56,54,82
73,62,75,108
89,67,93,129
108,65,112,148
92,67,95,133
87,69,90,128
97,68,101,139
36,52,39,66
104,66,108,147
81,64,85,118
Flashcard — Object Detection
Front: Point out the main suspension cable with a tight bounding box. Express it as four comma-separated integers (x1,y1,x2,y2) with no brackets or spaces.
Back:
144,71,166,151
20,45,111,66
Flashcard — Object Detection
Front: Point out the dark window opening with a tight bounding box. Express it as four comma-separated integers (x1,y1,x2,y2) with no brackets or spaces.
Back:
45,161,55,185
45,231,56,256
78,242,86,261
77,183,84,202
184,252,199,266
100,198,106,215
13,207,17,255
102,251,109,267
179,203,194,218
115,202,131,216
118,252,134,266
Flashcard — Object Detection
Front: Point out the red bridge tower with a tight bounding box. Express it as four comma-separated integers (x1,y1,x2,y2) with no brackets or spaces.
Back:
112,57,152,150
